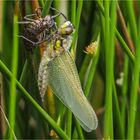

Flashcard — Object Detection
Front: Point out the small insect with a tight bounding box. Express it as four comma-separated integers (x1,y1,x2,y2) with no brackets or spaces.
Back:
38,20,98,132
18,7,67,46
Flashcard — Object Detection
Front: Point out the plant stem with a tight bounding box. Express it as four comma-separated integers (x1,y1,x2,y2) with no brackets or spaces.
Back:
127,20,140,139
96,0,135,63
112,77,124,138
121,55,129,135
0,60,70,140
66,110,72,138
8,6,19,139
104,1,117,138
72,0,83,53
104,1,112,138
71,0,76,25
41,0,53,17
84,37,100,97
125,1,137,45
117,5,135,54
115,29,135,63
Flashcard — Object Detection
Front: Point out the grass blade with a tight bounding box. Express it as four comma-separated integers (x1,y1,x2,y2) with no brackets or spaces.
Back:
0,60,69,140
8,5,19,139
127,19,140,140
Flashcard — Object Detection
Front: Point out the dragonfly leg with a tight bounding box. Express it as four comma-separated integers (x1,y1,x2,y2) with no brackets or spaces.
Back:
17,21,33,24
18,35,37,46
50,7,67,21
34,33,55,46
24,14,37,22
18,32,54,46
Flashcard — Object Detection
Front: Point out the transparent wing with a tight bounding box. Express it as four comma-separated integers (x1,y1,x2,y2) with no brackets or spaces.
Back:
48,51,98,132
61,51,82,93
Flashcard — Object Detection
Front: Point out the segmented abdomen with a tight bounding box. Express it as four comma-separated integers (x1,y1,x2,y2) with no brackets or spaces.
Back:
38,49,49,101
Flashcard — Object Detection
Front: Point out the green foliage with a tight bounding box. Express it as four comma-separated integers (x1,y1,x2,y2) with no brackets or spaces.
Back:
0,0,140,139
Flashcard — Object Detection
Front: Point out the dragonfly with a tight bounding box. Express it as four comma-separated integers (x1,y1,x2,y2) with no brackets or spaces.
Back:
38,20,98,132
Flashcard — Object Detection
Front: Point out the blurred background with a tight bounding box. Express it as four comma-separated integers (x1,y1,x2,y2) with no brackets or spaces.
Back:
0,0,140,139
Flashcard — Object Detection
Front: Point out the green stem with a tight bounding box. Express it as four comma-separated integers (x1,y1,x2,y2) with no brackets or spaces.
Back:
19,60,28,84
96,0,135,63
75,120,85,139
112,77,124,138
104,1,117,138
39,0,45,7
66,110,72,138
71,0,76,25
104,1,112,138
0,60,70,140
115,29,135,63
84,37,100,97
79,55,91,85
53,0,60,25
8,14,18,139
125,1,137,45
72,0,83,52
121,55,129,135
41,0,53,17
75,0,83,32
127,20,140,139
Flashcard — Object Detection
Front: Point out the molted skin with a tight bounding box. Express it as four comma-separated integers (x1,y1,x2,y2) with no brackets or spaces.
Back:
25,15,56,43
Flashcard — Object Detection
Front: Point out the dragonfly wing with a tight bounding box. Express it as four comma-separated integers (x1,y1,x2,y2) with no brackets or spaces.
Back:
61,51,82,93
48,51,98,132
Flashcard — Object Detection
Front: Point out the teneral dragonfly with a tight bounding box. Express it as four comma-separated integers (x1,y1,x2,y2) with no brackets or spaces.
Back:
38,21,98,132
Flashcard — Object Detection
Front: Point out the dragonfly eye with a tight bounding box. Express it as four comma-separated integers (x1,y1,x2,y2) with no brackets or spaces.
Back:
59,21,74,35
64,27,73,35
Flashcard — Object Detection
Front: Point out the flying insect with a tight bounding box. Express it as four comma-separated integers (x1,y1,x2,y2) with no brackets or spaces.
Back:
38,20,98,132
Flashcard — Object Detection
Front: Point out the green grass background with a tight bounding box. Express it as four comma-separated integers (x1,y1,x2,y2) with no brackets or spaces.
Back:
0,0,140,139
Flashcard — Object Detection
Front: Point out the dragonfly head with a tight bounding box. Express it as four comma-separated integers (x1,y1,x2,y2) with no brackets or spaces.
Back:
58,21,74,36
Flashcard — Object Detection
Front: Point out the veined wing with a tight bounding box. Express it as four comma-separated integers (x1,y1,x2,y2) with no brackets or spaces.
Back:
60,51,82,93
47,51,98,132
